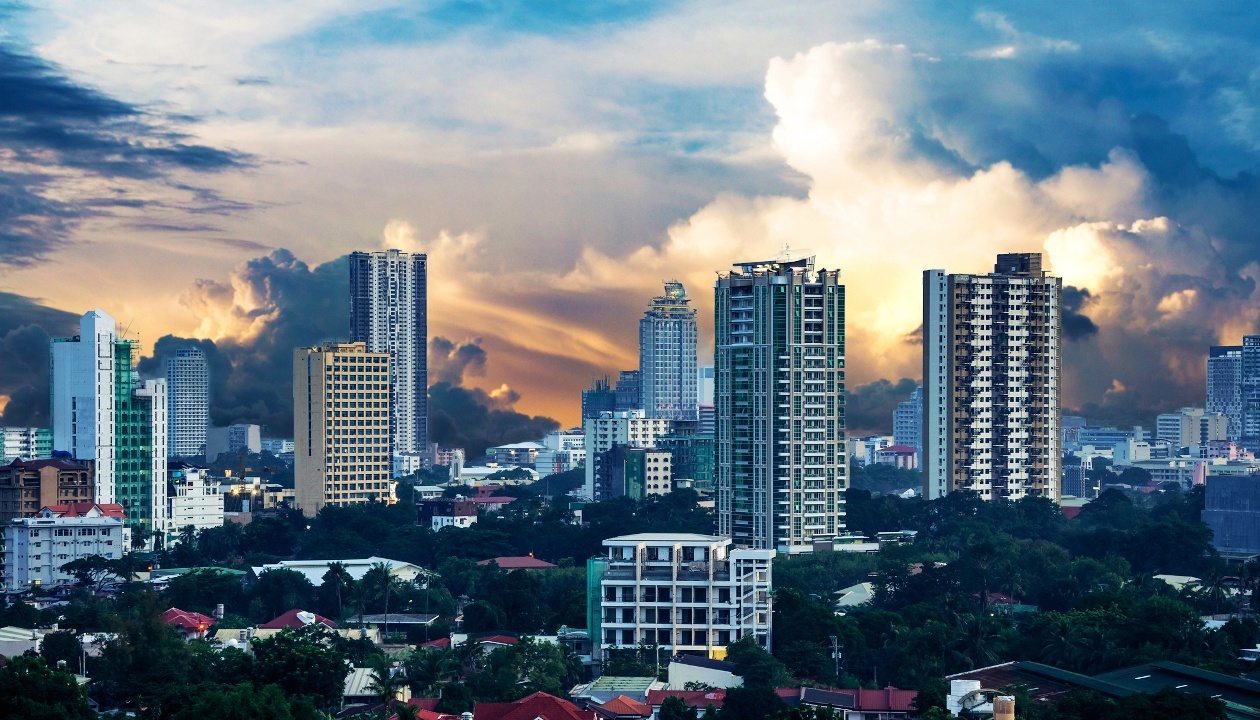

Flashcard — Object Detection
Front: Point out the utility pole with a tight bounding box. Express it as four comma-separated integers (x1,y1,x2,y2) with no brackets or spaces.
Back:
829,635,842,682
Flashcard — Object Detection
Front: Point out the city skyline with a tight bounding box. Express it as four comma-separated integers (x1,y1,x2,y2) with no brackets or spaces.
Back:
1,4,1260,434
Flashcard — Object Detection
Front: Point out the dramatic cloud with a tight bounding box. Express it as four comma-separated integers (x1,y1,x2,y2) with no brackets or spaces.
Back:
0,292,79,425
846,378,918,436
430,336,488,386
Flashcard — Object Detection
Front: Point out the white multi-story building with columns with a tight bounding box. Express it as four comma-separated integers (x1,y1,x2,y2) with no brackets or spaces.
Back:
589,533,773,664
1,503,125,592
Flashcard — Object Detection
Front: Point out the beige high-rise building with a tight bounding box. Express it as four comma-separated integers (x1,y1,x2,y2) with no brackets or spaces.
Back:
294,342,394,516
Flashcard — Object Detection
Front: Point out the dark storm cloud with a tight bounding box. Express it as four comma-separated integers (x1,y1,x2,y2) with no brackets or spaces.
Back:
1061,285,1099,341
428,382,559,461
846,378,918,436
429,336,488,385
0,42,251,265
0,292,79,425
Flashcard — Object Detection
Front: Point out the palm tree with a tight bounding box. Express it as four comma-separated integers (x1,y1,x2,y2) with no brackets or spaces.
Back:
323,562,354,618
368,654,405,720
404,647,455,696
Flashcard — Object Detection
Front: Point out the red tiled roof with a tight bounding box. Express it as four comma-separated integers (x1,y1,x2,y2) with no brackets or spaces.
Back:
477,634,519,646
420,638,451,649
476,556,557,569
7,458,90,471
259,608,337,629
598,695,651,717
470,496,517,505
474,692,595,720
407,698,440,711
1061,505,1083,519
645,691,726,709
162,607,215,632
853,688,917,712
44,502,125,519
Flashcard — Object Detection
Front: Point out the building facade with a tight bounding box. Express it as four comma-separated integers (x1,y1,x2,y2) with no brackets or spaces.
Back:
1156,408,1228,448
166,464,224,546
294,342,394,516
0,458,94,521
417,499,477,531
583,411,673,499
206,424,262,463
591,446,672,500
52,310,117,504
582,378,617,420
115,342,169,541
1,503,125,592
615,371,642,412
589,533,774,662
1208,346,1243,442
893,387,923,455
640,281,699,421
715,255,847,553
922,253,1062,502
0,427,52,463
350,249,428,454
1203,474,1260,557
165,347,209,458
657,433,715,494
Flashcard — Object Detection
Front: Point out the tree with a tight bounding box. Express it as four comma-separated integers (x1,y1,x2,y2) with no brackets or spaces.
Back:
251,627,350,709
250,568,317,622
367,655,405,719
725,637,791,689
60,555,115,591
40,631,82,669
318,562,355,619
160,682,296,720
0,654,94,720
660,695,699,720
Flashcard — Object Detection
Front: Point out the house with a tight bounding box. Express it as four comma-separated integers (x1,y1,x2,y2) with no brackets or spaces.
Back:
794,687,918,719
572,677,668,706
419,637,451,650
417,499,477,531
588,695,651,719
162,607,216,640
668,655,742,690
477,556,558,570
474,691,595,720
355,613,439,632
645,690,726,715
260,609,337,630
874,445,918,470
475,634,520,654
248,557,429,586
343,664,410,708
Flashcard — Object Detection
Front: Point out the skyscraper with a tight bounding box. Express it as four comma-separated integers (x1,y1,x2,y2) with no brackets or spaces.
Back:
350,250,427,455
639,280,699,421
715,254,847,554
1237,336,1260,449
166,347,209,457
52,310,117,503
1208,345,1242,442
52,310,168,540
294,342,394,516
923,253,1062,502
614,370,641,412
893,387,923,455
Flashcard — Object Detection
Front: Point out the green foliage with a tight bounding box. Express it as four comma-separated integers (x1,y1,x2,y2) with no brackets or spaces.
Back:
465,637,581,702
153,682,296,720
0,600,42,628
659,695,698,720
725,637,791,689
0,654,94,720
40,631,82,667
250,627,350,710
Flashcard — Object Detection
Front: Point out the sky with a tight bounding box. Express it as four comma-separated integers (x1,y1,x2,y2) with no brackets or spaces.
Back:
1,1,1260,437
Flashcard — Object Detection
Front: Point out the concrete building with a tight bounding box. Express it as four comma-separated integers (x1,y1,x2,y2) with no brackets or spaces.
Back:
582,378,617,420
849,435,895,467
165,347,209,458
716,255,847,553
205,424,261,463
487,441,545,467
0,458,94,521
697,404,715,437
350,249,428,454
875,445,918,470
1203,475,1260,557
893,387,923,455
615,371,641,412
417,498,477,531
640,280,699,421
657,433,715,494
923,253,1062,502
261,438,294,456
1208,346,1243,442
1156,408,1228,448
0,427,51,463
591,446,672,500
535,448,586,476
583,411,673,499
294,342,394,516
543,429,586,452
588,533,773,662
52,310,117,504
166,463,224,545
1,503,125,592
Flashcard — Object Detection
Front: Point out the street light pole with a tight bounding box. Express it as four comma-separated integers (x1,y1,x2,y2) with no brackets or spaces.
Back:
830,635,842,682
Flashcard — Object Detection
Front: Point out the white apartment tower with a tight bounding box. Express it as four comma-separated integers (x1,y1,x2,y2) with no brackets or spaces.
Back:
166,347,209,457
590,533,774,661
350,250,427,454
923,253,1062,501
294,342,394,516
640,281,699,421
715,255,847,554
51,310,117,504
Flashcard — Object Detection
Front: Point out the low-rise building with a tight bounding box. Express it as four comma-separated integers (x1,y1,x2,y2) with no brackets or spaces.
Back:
668,655,742,690
535,448,587,476
167,463,224,545
0,427,52,463
417,499,477,531
206,423,262,463
1,503,125,592
248,557,428,586
591,447,671,501
875,445,918,470
162,607,216,640
588,533,773,664
486,441,546,468
0,457,94,521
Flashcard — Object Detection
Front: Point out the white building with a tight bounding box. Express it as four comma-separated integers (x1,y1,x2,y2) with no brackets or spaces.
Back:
923,253,1062,502
393,452,426,478
0,427,51,463
250,557,427,586
450,464,539,485
206,424,261,463
639,281,699,421
893,387,923,455
486,441,545,467
418,499,477,531
1156,408,1228,448
166,464,224,545
261,438,294,456
535,448,586,476
542,429,586,451
592,534,773,662
166,347,209,458
1,503,125,592
52,310,117,504
583,411,673,499
350,249,428,454
698,366,715,406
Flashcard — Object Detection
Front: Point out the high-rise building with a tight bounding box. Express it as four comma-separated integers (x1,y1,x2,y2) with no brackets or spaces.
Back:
614,370,641,412
923,253,1062,502
582,377,617,419
166,347,209,458
893,387,923,455
350,249,427,455
294,342,394,516
115,340,168,539
1208,346,1243,442
1157,407,1228,448
0,427,52,463
639,281,699,421
698,366,716,405
590,446,672,500
715,254,847,553
52,310,117,503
